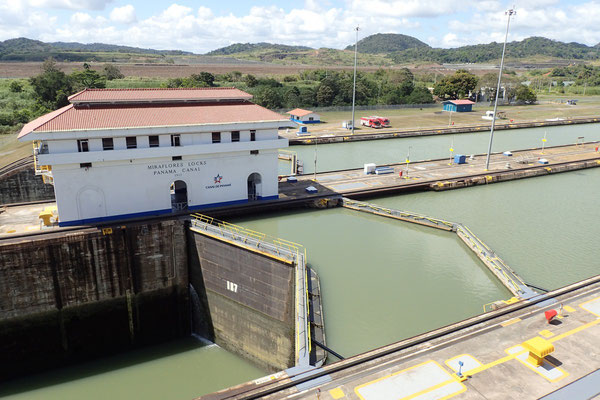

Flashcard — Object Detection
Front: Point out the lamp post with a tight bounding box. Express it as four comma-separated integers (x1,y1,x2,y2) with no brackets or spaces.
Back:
485,8,516,171
351,25,360,135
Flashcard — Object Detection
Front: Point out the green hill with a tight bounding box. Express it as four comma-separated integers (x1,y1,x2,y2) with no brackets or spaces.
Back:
0,37,190,61
391,37,600,63
345,33,429,53
206,42,312,56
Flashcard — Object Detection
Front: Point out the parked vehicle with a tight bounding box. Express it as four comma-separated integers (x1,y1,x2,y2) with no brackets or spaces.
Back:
360,116,390,128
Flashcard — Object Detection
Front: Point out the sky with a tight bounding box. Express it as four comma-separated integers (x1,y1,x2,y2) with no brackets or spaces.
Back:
1,0,599,54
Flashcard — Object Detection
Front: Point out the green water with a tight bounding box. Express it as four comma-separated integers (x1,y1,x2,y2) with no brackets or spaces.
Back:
289,123,600,173
0,338,264,399
234,209,511,357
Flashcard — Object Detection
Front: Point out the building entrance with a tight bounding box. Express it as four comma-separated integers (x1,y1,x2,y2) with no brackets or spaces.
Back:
170,180,188,211
247,173,262,201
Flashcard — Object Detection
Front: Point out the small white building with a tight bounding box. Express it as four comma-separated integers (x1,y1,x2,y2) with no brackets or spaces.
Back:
19,88,289,226
286,108,320,124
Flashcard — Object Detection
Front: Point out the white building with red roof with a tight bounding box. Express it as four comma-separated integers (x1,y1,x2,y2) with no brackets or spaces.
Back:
286,108,320,124
19,88,289,226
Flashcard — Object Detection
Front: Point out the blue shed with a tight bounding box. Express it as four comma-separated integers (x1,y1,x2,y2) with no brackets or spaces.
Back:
443,100,475,112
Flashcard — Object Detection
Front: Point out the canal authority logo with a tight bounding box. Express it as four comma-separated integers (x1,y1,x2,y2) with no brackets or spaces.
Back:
214,174,223,184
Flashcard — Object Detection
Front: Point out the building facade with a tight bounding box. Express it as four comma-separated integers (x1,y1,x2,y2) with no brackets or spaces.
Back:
19,88,289,226
442,100,475,112
286,108,321,123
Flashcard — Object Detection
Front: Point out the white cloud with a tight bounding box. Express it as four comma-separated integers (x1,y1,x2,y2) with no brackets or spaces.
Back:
350,0,469,18
28,0,113,11
110,5,136,24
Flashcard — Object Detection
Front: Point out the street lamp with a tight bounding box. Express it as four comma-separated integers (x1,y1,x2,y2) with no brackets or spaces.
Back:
485,8,516,170
351,25,360,135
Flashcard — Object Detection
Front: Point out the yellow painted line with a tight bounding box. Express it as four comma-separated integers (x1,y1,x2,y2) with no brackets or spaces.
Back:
513,352,569,383
564,305,576,313
189,227,294,265
501,317,521,327
329,387,345,399
550,318,600,343
354,360,465,400
579,297,600,317
464,354,515,376
539,330,554,338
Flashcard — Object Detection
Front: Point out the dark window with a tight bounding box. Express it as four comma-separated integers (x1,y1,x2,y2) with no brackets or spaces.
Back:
250,130,256,141
171,134,181,147
102,138,114,151
77,139,89,152
149,135,159,148
172,156,182,161
250,150,259,155
80,162,92,168
231,131,240,142
212,132,221,144
126,136,137,149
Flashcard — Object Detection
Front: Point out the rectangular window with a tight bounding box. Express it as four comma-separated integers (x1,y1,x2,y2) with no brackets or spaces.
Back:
77,139,89,152
212,132,221,144
126,136,137,149
80,162,92,168
250,130,256,141
231,131,240,142
102,138,114,151
250,150,259,155
149,135,159,148
171,134,181,147
172,156,182,161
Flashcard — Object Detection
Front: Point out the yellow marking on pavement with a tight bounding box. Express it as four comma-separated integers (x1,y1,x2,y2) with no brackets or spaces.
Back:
564,305,575,313
400,378,463,400
464,354,515,376
329,387,345,399
539,330,554,338
579,297,600,317
550,318,600,343
501,318,521,327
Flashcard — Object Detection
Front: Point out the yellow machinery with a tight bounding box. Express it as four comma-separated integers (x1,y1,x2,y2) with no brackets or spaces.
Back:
522,337,555,367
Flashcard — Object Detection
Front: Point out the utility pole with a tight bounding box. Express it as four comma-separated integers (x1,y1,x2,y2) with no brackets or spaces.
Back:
485,7,516,171
351,25,360,135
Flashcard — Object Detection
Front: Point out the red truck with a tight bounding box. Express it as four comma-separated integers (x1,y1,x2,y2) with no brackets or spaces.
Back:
360,116,390,128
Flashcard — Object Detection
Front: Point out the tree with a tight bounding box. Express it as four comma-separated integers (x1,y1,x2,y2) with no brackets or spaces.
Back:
433,69,478,100
102,64,124,80
406,86,434,104
515,84,537,104
316,84,335,106
189,72,215,87
29,57,73,109
9,81,23,93
253,87,282,109
244,74,258,87
283,86,301,108
71,63,106,90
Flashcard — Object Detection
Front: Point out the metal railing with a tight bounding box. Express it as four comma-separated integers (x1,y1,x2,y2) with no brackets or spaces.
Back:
342,198,455,231
189,213,311,367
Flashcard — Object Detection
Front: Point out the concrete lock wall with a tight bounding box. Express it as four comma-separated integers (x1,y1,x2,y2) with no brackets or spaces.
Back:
0,165,55,205
189,232,296,372
0,220,190,380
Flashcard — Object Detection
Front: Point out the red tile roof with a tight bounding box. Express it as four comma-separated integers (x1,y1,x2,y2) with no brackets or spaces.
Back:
286,108,316,117
68,87,253,104
446,100,475,105
19,102,286,139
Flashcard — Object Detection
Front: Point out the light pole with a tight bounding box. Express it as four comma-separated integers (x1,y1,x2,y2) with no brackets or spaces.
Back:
351,25,360,135
485,8,516,171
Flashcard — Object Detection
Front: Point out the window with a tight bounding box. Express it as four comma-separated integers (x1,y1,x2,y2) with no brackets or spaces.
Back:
102,138,114,151
126,136,137,149
212,132,221,143
80,162,92,168
172,156,182,161
250,130,256,141
77,139,89,152
231,131,240,142
309,117,314,121
250,150,259,155
149,135,159,148
171,134,181,147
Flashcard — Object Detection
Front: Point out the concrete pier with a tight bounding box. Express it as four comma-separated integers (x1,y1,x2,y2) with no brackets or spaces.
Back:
203,274,600,399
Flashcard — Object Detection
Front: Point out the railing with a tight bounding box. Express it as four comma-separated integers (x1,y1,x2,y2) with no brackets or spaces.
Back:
278,149,298,176
33,141,54,185
342,198,455,231
189,213,311,366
